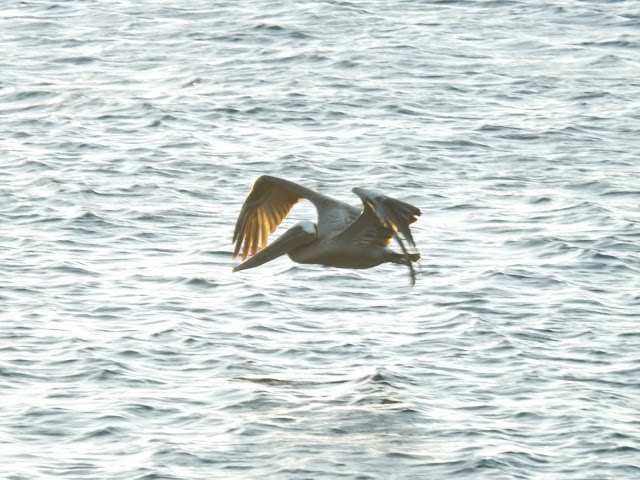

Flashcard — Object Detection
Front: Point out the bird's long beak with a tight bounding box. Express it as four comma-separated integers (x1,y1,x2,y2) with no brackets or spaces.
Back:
232,223,316,273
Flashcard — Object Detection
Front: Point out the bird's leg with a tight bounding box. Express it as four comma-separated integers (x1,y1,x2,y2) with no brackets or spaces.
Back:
389,252,421,264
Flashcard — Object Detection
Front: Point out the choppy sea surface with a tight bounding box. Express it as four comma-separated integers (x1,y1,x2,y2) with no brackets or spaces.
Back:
2,1,640,478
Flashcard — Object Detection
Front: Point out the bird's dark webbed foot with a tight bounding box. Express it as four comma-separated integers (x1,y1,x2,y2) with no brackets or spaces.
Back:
391,252,421,264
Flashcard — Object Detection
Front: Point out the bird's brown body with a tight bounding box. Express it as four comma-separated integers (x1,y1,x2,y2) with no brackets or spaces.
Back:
232,176,421,284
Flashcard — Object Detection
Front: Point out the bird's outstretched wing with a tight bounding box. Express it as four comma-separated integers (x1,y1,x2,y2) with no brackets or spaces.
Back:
338,187,421,283
232,175,331,261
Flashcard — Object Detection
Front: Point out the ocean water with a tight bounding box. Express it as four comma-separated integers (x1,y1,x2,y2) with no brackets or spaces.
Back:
1,0,640,478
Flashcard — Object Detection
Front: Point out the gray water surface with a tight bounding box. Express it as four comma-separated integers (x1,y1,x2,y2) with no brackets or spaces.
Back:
2,1,640,479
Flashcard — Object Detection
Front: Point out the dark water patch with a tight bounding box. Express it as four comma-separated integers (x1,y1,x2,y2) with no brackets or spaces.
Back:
136,473,183,480
529,196,553,204
601,189,640,198
77,425,125,441
235,377,300,387
54,56,97,65
50,264,99,276
117,349,144,358
4,90,59,102
580,38,640,49
183,277,217,288
89,304,133,315
252,23,312,40
618,332,640,339
123,402,182,418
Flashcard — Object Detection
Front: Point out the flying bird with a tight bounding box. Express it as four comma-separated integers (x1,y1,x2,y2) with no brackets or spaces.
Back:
232,175,421,284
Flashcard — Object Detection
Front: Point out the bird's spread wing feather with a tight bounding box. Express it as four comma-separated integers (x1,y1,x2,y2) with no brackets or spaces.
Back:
232,175,326,261
338,187,421,283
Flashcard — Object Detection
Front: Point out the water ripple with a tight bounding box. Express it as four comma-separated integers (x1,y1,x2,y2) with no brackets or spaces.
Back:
2,0,640,479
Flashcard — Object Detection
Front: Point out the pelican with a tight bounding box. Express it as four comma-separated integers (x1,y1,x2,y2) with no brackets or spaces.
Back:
232,175,422,284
